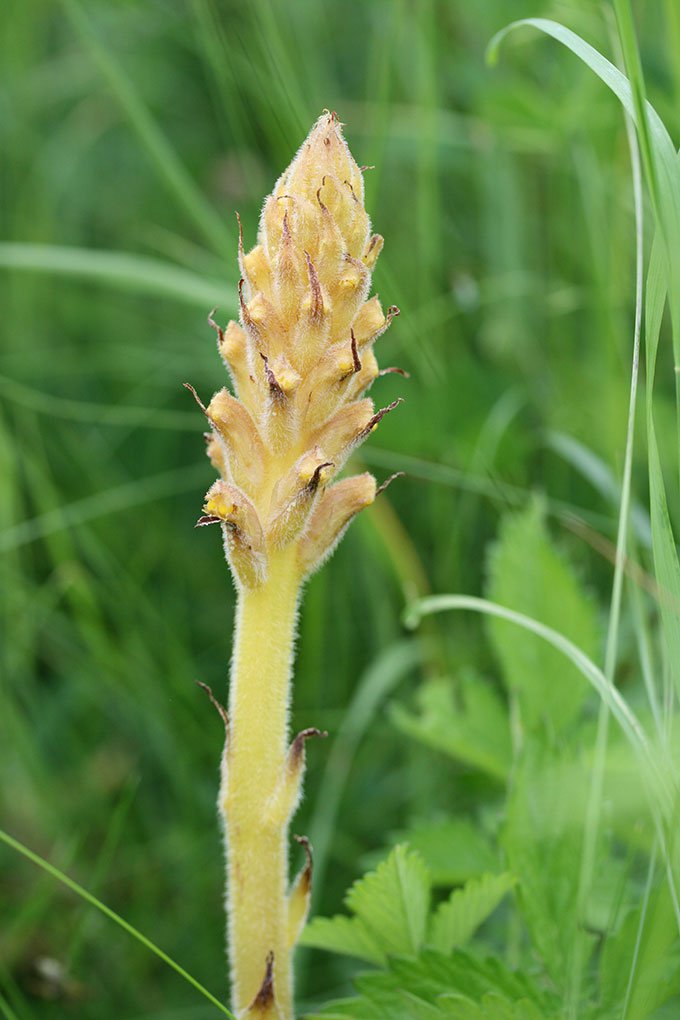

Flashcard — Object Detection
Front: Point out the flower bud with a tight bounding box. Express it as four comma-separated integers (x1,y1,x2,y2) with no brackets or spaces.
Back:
298,473,377,577
216,319,260,408
200,480,267,589
206,389,266,492
267,448,334,548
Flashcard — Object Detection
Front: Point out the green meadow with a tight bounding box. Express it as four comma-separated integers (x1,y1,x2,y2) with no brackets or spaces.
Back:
3,1,680,1017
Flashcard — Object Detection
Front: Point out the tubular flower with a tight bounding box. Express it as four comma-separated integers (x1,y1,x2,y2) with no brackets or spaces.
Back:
189,111,401,1020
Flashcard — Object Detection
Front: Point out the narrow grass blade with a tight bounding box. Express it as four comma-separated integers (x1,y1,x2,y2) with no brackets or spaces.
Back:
404,595,671,812
644,238,680,701
0,829,235,1017
487,16,680,345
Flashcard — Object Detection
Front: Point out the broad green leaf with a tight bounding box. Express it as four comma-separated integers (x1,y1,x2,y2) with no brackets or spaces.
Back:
502,747,594,993
387,818,500,886
439,993,547,1019
299,914,383,966
386,951,551,1007
486,498,600,733
309,949,555,1019
306,1006,376,1020
429,873,516,954
390,673,511,780
346,844,431,959
398,994,447,1020
404,594,669,814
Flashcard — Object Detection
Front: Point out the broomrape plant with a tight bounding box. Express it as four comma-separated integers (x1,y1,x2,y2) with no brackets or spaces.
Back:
186,112,401,1019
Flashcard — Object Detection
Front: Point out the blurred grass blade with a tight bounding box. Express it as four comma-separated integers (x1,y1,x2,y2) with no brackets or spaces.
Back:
486,18,675,164
645,237,680,701
0,828,235,1018
0,463,208,552
613,0,660,217
0,243,236,311
60,0,233,256
404,595,670,811
308,640,424,903
0,374,197,430
547,431,651,547
487,16,680,334
0,991,20,1020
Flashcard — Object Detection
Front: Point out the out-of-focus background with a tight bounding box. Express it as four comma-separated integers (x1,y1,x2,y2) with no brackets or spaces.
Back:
2,0,678,1016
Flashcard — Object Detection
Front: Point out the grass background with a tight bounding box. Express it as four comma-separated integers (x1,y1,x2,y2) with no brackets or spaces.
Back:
2,0,679,1016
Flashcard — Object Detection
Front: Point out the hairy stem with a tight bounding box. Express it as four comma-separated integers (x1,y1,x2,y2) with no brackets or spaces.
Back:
224,545,300,1017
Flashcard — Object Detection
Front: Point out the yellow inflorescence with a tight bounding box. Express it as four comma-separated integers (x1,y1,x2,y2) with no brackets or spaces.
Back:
195,111,400,589
191,111,401,1020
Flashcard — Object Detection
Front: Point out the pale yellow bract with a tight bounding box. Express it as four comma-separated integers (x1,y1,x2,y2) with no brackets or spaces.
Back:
189,111,400,1019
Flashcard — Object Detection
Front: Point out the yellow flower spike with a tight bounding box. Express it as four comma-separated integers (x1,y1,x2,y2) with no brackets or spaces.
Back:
190,111,401,1020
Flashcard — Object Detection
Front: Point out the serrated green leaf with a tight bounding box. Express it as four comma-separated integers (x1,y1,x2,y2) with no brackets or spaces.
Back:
501,746,594,993
299,914,384,965
354,969,421,1017
301,845,431,966
390,672,511,780
439,992,548,1019
486,498,600,733
308,948,555,1019
345,844,431,958
399,992,446,1019
387,950,550,1007
429,872,516,954
387,818,500,886
306,998,388,1020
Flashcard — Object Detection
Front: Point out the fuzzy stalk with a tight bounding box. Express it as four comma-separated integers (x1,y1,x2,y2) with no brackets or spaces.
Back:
189,111,402,1019
225,545,300,1017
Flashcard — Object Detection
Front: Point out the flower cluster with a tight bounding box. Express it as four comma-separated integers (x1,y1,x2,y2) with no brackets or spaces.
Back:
190,111,401,586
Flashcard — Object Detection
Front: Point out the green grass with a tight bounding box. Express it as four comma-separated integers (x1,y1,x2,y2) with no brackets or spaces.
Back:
3,0,680,1017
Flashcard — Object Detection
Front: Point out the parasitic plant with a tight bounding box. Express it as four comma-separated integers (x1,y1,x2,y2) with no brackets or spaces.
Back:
187,111,401,1020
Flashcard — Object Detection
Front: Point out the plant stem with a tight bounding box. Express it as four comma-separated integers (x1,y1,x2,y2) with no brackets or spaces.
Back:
225,544,301,1018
